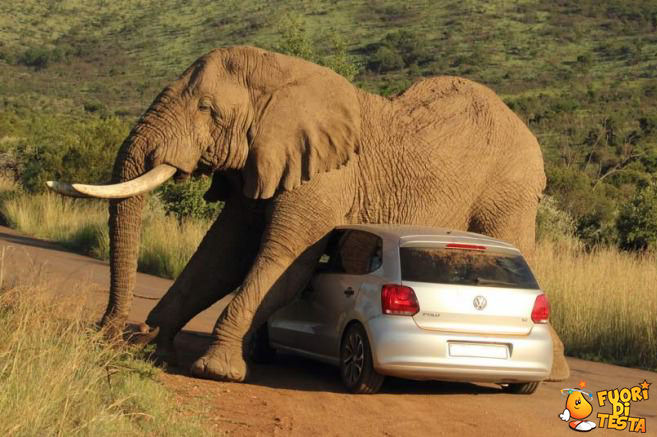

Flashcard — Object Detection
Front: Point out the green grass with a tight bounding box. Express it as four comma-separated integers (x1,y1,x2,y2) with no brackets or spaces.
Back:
0,283,211,436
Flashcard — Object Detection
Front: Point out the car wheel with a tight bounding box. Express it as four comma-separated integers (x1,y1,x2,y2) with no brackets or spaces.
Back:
502,381,540,394
249,323,277,364
340,324,384,394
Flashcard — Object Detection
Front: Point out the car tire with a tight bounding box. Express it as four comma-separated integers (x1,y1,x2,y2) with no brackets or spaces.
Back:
502,381,540,394
340,324,384,394
250,323,277,364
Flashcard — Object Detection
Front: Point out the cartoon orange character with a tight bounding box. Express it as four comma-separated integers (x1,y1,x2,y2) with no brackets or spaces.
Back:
559,387,596,432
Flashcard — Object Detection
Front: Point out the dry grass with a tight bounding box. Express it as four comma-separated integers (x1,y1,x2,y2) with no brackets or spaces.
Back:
0,282,210,436
0,190,208,279
531,239,657,370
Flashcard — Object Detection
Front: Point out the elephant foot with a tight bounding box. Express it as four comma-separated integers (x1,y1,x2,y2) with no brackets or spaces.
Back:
546,324,570,382
190,342,247,382
547,352,570,381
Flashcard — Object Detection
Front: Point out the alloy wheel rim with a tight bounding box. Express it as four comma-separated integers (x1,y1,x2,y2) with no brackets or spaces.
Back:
343,332,365,385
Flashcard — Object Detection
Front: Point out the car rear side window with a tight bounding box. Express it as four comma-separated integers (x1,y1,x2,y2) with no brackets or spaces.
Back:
318,230,382,275
399,247,539,289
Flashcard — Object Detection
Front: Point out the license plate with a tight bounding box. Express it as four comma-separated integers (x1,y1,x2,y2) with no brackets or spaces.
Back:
448,342,509,359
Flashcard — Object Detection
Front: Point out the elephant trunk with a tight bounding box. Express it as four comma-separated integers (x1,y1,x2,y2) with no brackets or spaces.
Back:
101,134,152,336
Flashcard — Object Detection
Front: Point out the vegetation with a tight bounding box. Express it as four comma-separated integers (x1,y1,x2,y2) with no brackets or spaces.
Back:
0,174,654,371
0,177,207,279
0,0,655,371
531,239,657,370
2,0,656,251
0,283,210,436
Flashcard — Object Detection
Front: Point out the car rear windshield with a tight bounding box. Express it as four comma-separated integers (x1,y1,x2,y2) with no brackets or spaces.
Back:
399,246,539,289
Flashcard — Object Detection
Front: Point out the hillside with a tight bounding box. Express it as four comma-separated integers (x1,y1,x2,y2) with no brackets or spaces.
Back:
1,0,657,247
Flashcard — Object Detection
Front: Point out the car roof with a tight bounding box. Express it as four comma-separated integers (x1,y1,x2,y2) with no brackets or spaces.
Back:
334,224,519,251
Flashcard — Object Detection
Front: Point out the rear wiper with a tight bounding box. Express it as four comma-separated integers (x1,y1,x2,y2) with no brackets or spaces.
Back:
475,277,516,286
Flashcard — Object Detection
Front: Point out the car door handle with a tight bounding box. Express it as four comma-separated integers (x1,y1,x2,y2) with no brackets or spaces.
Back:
344,287,355,297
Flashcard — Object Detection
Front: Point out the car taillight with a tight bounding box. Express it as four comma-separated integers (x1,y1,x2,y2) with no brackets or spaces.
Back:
381,284,419,316
445,243,487,250
531,294,550,323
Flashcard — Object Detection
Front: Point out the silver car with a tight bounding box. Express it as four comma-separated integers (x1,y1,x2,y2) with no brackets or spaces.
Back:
261,225,553,394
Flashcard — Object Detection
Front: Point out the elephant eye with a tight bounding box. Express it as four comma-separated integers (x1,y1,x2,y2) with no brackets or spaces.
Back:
198,98,213,112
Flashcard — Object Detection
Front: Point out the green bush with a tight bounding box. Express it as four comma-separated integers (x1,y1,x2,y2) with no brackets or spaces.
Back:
617,184,657,251
275,14,360,81
381,30,431,67
576,212,619,248
9,114,129,193
536,195,576,241
156,177,222,221
368,46,404,72
366,30,429,73
17,46,66,70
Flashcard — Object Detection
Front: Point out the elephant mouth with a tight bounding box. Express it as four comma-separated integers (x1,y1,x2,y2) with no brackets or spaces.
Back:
193,160,214,177
173,170,192,183
174,160,214,183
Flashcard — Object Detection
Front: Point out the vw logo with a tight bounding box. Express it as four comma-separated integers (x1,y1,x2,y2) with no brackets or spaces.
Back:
473,295,487,311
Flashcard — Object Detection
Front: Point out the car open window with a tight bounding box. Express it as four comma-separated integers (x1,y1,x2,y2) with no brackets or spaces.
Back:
399,246,539,289
317,230,382,275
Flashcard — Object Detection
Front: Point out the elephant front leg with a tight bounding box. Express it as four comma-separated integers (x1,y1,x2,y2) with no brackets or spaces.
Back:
189,237,328,381
189,193,344,381
140,192,266,365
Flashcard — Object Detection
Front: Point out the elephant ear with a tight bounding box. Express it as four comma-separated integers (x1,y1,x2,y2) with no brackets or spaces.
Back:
242,70,361,199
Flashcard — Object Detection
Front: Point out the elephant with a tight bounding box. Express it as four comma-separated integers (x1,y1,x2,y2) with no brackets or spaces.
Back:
48,46,569,382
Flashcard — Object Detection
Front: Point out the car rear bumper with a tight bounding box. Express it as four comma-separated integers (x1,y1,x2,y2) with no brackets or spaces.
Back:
366,316,553,383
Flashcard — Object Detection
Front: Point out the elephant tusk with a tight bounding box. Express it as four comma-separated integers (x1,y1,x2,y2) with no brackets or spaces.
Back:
46,164,177,199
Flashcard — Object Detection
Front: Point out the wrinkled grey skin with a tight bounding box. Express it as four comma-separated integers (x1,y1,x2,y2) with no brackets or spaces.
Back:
101,46,568,382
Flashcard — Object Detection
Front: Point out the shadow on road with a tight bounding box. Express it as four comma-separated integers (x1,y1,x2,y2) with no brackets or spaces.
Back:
164,329,504,396
0,230,71,252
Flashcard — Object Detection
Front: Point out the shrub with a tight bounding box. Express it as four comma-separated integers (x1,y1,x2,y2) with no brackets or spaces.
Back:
275,13,314,61
576,212,619,248
14,115,129,193
275,13,360,81
617,183,657,251
380,30,431,66
536,195,576,241
319,34,360,81
368,46,404,72
17,46,66,70
366,30,430,73
156,177,222,221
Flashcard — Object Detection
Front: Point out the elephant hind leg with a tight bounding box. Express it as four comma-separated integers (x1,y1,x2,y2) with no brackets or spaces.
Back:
468,193,570,382
547,324,570,381
467,190,539,256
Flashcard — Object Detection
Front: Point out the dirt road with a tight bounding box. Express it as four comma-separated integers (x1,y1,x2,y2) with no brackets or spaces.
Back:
1,226,655,436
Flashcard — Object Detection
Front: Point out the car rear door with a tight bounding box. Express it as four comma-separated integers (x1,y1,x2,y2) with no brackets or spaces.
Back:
400,242,542,336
